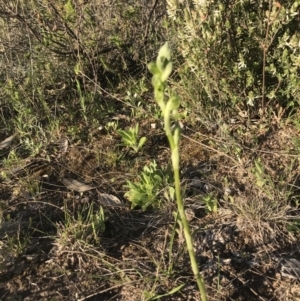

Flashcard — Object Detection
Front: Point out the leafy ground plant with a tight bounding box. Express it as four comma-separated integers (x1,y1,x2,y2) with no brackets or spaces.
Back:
148,42,207,301
124,160,173,210
118,124,147,153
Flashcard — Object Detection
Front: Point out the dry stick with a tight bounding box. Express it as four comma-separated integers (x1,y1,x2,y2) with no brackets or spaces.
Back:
261,0,272,110
181,133,242,167
78,283,134,301
185,128,299,158
143,0,160,44
262,1,282,110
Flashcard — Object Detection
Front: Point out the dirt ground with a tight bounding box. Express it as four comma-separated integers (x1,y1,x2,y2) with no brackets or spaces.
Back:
0,120,300,301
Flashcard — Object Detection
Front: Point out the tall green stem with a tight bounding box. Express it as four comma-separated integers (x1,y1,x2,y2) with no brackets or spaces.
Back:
148,42,207,301
172,150,207,301
165,122,207,300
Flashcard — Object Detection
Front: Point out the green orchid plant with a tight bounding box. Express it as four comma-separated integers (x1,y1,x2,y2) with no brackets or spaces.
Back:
148,42,207,301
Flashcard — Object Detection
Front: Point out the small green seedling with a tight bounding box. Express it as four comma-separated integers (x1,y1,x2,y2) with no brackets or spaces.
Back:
203,193,218,213
286,219,300,233
252,158,274,198
59,203,105,245
118,124,146,153
105,121,119,133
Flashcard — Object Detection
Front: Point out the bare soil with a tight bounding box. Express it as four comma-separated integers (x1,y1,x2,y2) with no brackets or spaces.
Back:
0,120,300,301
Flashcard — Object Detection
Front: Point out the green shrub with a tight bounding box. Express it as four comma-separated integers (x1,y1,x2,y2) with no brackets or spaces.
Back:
166,0,300,111
0,0,165,133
